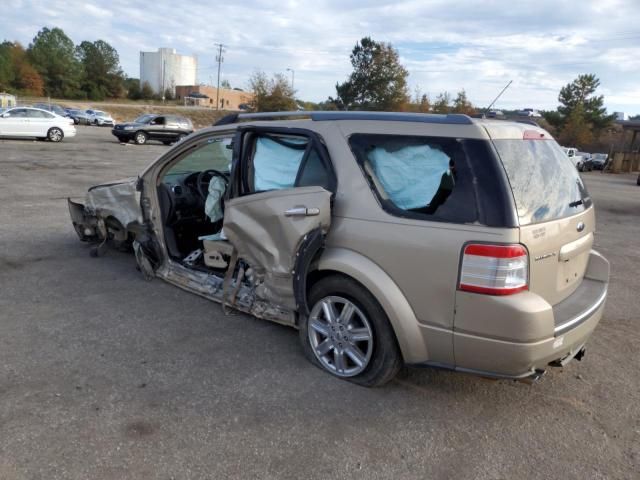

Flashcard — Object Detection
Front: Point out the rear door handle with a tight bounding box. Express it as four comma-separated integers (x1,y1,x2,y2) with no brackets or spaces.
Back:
285,207,320,217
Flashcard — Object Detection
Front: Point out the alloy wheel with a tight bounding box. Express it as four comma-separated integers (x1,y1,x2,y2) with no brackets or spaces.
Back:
307,295,374,377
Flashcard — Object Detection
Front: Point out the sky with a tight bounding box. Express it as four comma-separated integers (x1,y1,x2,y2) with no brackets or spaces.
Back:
3,0,640,114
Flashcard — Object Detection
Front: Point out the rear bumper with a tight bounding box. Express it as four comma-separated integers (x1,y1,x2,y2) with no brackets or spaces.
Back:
448,249,609,378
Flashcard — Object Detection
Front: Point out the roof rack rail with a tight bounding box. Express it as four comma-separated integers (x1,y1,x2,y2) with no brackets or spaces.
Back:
516,119,540,127
213,111,473,126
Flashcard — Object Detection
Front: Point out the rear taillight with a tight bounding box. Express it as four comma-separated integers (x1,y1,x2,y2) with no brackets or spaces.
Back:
459,244,528,295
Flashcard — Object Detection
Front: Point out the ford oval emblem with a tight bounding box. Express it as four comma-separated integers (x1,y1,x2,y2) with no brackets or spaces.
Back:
577,222,585,232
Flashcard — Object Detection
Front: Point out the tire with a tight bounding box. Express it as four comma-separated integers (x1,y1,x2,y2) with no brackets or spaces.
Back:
117,137,128,144
134,131,148,145
162,140,172,145
299,274,402,387
47,127,64,142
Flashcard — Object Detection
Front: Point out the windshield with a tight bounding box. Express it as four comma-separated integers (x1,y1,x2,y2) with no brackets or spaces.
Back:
134,114,155,124
493,139,592,225
95,111,107,117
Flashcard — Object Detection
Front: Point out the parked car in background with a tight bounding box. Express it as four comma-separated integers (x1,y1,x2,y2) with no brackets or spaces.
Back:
68,111,609,386
0,106,76,142
33,103,71,119
66,109,92,125
486,110,504,118
577,152,593,171
112,114,194,145
517,108,542,117
562,147,586,171
86,109,115,126
591,153,608,170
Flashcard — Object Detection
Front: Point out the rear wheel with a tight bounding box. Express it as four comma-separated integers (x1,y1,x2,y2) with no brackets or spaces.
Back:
162,140,172,145
134,131,148,145
47,127,63,142
299,274,402,386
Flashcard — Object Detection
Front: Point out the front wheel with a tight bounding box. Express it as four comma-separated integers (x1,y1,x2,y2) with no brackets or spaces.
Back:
134,131,148,145
299,275,402,387
47,127,64,142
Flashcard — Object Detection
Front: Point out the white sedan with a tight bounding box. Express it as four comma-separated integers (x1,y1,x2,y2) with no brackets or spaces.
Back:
86,109,115,126
0,107,76,142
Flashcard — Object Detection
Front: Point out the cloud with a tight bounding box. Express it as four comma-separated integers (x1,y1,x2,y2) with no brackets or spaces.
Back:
3,0,639,113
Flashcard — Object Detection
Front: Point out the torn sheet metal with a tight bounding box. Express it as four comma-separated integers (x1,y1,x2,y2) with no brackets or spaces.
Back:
156,261,296,326
84,177,142,228
222,186,331,311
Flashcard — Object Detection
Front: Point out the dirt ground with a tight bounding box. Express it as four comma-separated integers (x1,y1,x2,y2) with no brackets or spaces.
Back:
0,127,638,479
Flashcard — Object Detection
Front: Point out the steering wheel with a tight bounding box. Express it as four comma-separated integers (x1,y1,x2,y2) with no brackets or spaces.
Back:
196,169,229,201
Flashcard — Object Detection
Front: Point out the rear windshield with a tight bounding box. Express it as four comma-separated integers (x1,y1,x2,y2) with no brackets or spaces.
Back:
493,139,592,225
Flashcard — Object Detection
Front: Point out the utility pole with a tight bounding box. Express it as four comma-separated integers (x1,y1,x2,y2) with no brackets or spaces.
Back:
286,68,295,91
215,43,225,110
162,59,166,104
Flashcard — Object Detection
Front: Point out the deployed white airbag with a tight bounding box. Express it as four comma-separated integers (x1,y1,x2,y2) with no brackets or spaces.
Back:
204,176,226,222
368,145,451,210
253,137,306,191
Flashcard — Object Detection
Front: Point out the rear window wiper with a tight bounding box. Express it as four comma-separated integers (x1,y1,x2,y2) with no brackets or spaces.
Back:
569,199,583,208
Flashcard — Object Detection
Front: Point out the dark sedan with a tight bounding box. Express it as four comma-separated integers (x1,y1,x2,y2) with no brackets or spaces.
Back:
112,114,193,145
66,109,92,125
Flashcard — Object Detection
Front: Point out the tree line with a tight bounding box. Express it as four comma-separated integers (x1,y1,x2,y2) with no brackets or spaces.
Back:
1,28,617,145
251,36,614,150
249,37,476,115
0,27,160,101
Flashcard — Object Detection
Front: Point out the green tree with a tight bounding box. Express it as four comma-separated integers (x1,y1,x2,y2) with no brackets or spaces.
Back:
220,79,231,89
452,89,475,115
140,81,154,100
332,37,409,111
124,77,141,100
163,88,174,101
248,71,297,112
76,40,125,100
558,74,612,129
431,91,452,113
405,86,430,113
28,27,81,97
0,42,14,90
558,104,593,148
543,74,613,140
0,42,44,95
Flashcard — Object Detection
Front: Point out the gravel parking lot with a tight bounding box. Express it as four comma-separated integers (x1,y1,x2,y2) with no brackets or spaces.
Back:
1,127,639,479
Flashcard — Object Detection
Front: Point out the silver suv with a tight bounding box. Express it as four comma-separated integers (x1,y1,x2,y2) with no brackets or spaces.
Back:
68,111,609,386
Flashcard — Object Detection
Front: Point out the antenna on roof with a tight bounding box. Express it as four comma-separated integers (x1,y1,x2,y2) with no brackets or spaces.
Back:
484,80,512,117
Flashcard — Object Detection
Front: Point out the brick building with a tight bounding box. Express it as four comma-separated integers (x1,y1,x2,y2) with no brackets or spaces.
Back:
175,85,254,110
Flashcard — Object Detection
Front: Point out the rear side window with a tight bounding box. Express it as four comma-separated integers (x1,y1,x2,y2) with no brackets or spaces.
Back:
249,135,334,192
493,139,592,225
349,134,479,224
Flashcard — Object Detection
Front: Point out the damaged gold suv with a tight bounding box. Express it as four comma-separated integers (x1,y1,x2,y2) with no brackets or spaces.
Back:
68,111,609,386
